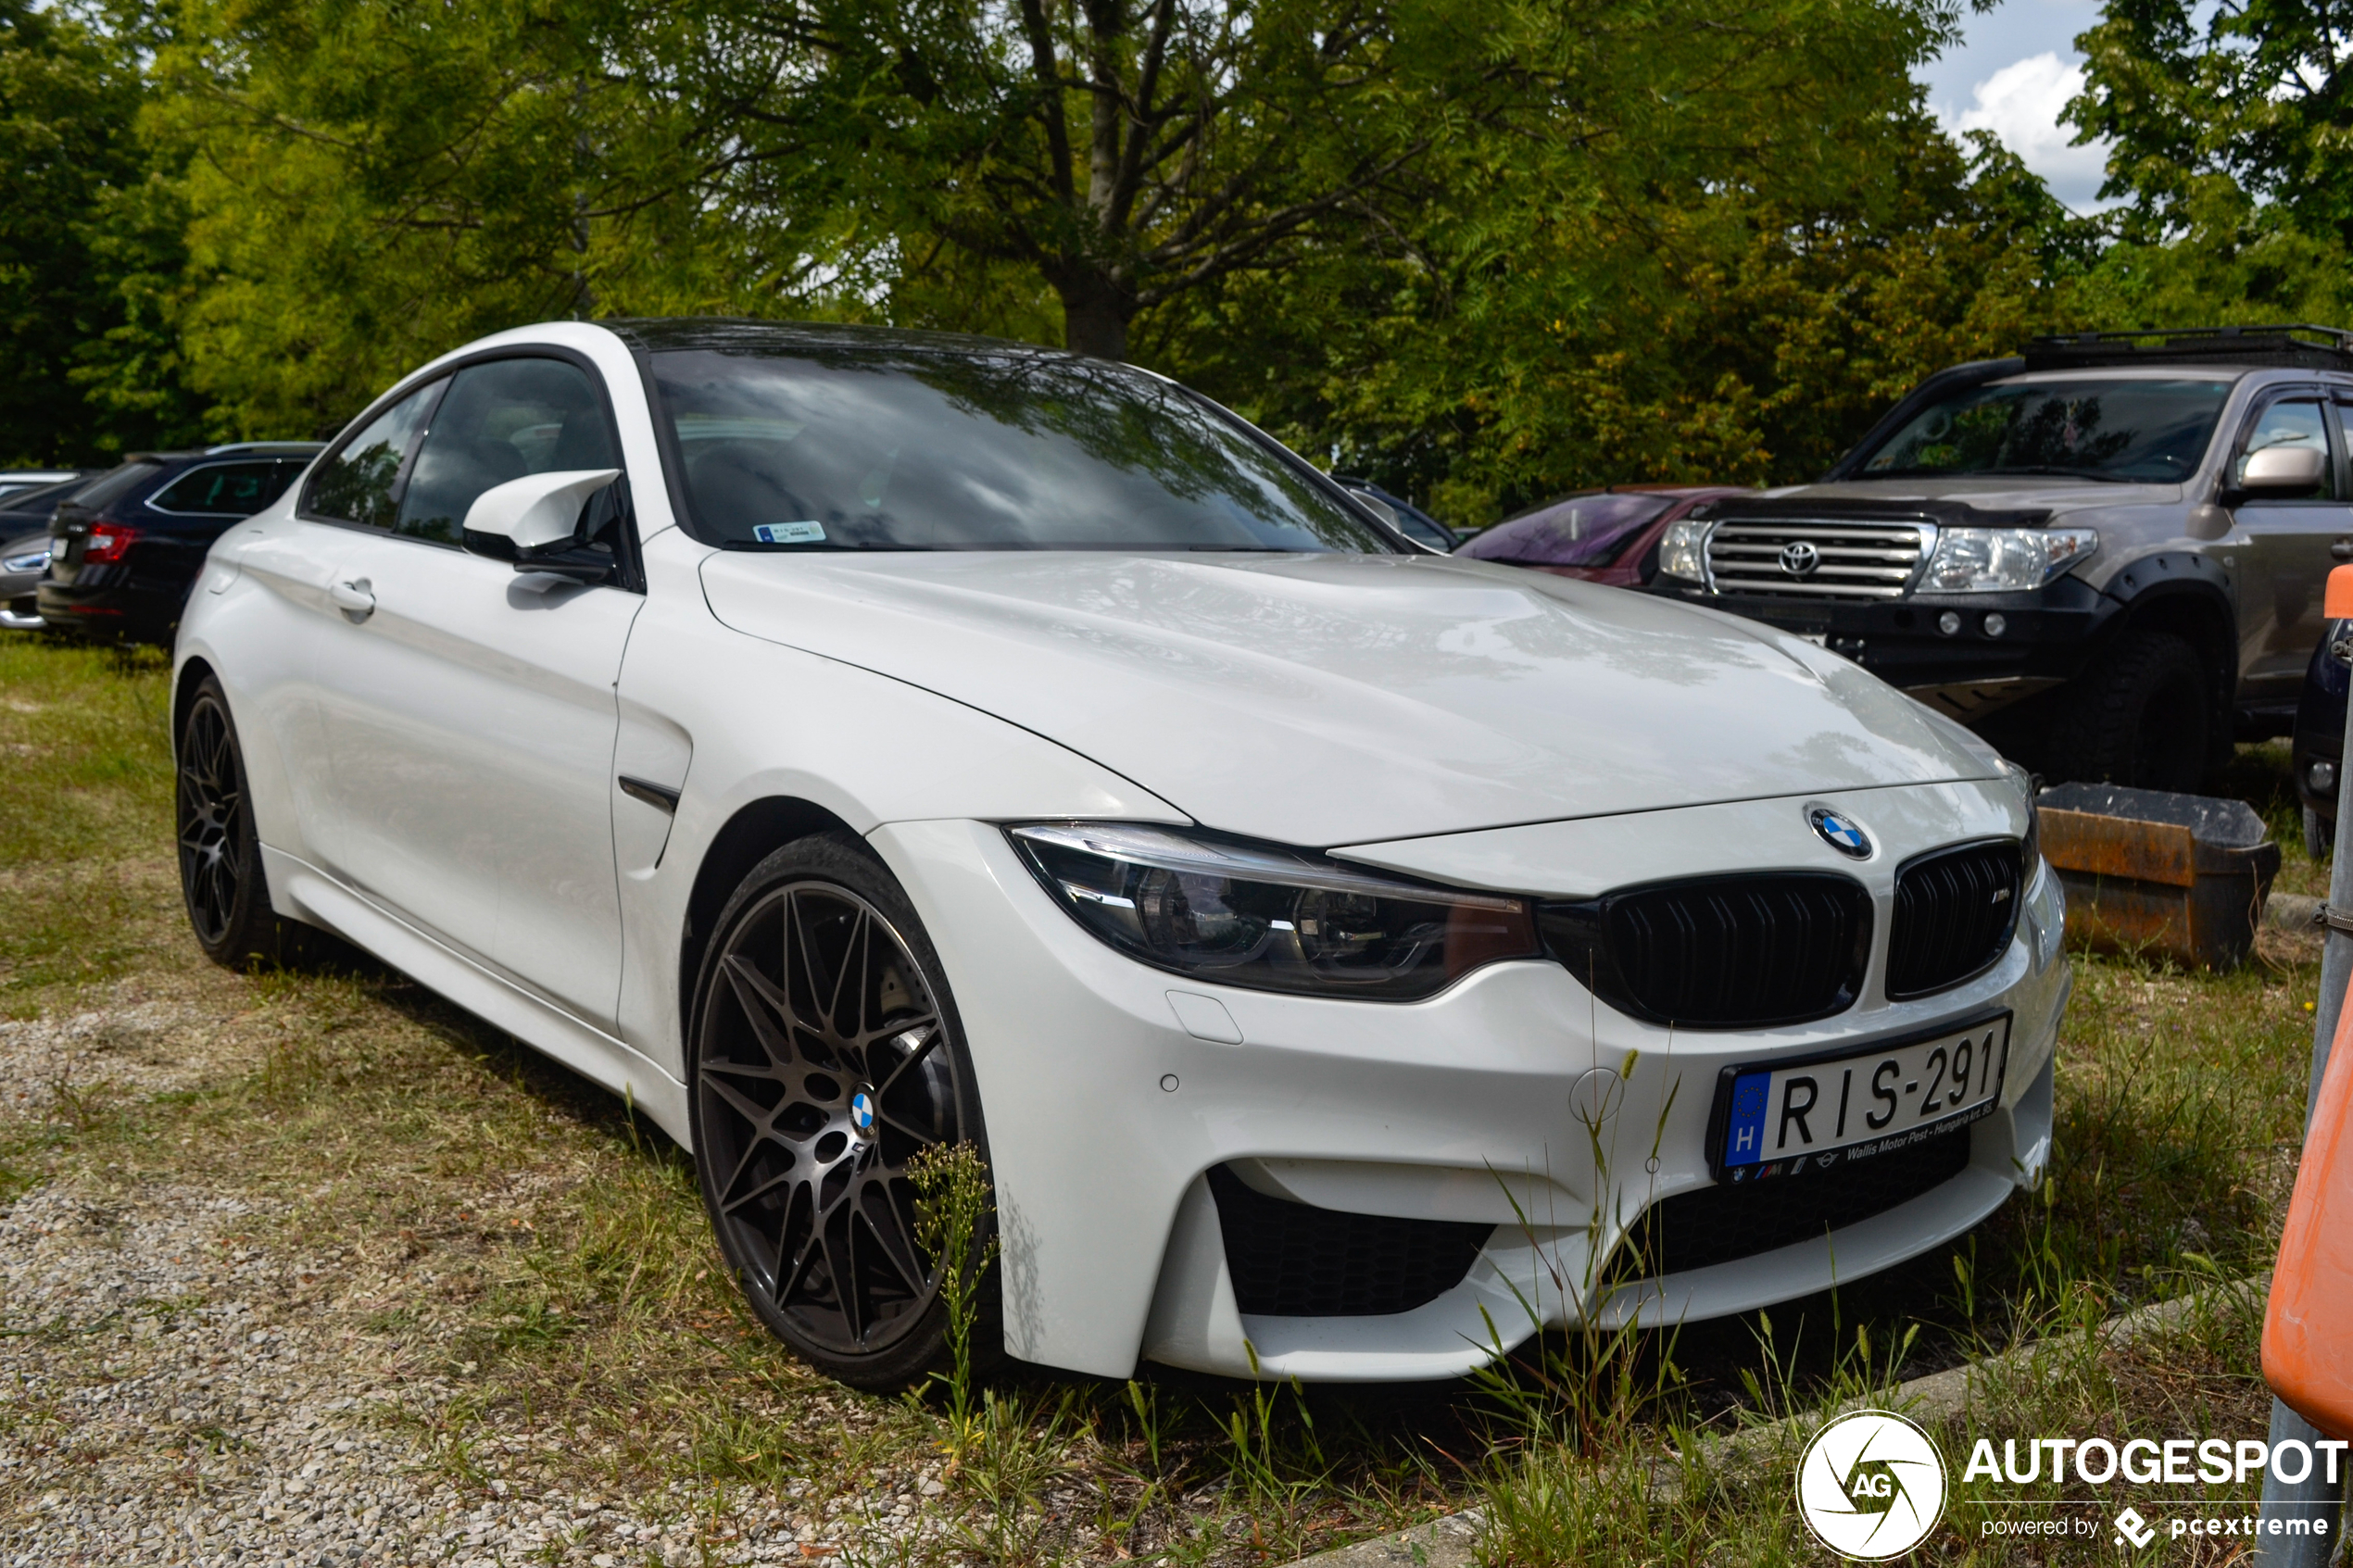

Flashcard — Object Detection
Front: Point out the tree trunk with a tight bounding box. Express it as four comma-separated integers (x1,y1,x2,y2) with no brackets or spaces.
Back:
1058,273,1131,360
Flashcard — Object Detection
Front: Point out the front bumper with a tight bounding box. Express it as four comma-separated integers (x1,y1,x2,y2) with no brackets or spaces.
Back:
1652,575,2115,720
871,779,2069,1382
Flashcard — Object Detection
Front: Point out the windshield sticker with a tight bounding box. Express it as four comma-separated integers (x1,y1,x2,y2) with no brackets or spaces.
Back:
752,521,827,545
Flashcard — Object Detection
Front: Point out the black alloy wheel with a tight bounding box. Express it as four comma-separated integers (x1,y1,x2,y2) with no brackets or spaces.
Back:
689,834,988,1389
175,675,302,966
178,688,245,947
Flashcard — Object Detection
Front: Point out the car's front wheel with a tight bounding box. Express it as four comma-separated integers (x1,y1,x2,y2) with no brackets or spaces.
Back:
687,834,991,1390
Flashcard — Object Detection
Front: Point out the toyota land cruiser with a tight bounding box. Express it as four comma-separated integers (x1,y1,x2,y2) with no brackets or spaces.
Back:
1651,325,2353,789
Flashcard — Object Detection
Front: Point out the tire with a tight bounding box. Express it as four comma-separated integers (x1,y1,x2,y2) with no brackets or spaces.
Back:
2046,630,2211,792
686,832,995,1391
2308,804,2333,862
175,676,311,968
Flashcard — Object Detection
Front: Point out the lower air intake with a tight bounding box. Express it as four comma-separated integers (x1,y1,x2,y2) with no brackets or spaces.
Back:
1205,1164,1491,1318
1608,1127,1973,1280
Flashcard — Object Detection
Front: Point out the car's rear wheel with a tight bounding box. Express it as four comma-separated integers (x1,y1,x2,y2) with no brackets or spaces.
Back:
176,676,309,967
688,834,991,1391
2048,629,2210,791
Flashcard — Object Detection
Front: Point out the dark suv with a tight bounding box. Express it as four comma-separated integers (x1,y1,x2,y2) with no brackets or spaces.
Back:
38,445,321,644
1649,325,2353,789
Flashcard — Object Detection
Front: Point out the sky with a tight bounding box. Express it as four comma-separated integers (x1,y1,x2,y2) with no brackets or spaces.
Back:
1914,0,2114,211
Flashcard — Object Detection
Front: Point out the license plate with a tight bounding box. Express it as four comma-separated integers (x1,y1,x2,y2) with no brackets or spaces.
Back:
1711,1013,2010,1183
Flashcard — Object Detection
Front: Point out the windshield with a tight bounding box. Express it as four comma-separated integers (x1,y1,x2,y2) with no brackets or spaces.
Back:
1458,492,1677,568
648,345,1391,553
1856,377,2232,483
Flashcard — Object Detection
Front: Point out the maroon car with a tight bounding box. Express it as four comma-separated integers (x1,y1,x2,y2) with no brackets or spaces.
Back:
1457,485,1748,585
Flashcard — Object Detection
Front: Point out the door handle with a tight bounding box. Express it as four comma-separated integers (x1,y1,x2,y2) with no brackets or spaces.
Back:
2333,538,2353,561
329,577,375,618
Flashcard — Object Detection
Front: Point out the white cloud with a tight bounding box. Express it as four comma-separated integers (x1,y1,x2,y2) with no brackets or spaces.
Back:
1951,51,2113,209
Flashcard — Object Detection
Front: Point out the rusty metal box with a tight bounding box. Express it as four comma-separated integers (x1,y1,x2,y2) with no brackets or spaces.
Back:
2036,783,2283,970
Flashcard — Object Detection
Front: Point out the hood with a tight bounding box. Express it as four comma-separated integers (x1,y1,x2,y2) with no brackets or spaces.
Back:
698,550,1999,847
1740,476,2183,519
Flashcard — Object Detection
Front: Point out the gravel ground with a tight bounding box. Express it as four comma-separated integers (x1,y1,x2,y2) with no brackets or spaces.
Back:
0,1172,977,1567
0,993,216,1120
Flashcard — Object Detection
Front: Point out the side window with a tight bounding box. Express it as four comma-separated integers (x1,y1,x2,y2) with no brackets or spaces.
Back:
147,461,295,517
308,383,439,529
2237,399,2336,497
395,358,618,546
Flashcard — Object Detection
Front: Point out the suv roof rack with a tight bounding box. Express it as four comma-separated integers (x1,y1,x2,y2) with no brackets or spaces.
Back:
2023,324,2353,372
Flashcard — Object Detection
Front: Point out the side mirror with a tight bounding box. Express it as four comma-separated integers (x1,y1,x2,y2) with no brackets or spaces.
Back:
2239,445,2327,495
461,468,622,556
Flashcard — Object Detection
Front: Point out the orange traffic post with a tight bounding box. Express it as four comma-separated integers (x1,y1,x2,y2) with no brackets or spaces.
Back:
2256,564,2353,1562
2266,974,2353,1437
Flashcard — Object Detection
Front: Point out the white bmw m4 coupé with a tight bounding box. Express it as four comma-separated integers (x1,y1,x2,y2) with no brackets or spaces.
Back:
172,320,2069,1388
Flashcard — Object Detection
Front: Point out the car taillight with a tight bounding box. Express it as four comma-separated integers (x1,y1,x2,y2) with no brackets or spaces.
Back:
82,523,140,564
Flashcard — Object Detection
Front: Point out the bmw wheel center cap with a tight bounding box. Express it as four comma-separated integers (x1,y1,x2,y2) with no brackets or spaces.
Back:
1808,806,1872,859
849,1088,878,1140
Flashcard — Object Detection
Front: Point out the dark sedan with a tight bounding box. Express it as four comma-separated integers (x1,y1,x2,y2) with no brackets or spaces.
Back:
0,472,110,629
38,445,320,645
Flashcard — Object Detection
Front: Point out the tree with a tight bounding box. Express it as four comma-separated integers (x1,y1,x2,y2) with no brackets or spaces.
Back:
672,0,1454,359
0,0,202,462
2072,0,2353,245
688,0,1974,363
2063,0,2353,332
1161,44,2086,511
149,0,737,435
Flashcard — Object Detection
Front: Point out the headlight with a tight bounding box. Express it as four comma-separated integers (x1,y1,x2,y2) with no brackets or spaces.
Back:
1008,822,1541,1000
2002,760,2041,877
1656,518,1711,583
1921,527,2096,593
1,548,48,574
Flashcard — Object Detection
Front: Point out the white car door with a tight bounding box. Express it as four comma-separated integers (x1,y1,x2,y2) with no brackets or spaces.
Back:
308,354,643,1030
223,386,440,864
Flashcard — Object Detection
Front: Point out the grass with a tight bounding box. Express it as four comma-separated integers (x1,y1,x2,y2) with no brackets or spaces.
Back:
0,632,2332,1565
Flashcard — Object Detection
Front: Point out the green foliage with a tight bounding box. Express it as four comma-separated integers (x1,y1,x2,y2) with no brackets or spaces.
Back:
1183,116,2088,515
685,0,1529,358
2064,0,2353,337
146,0,744,437
31,0,2353,515
0,0,204,460
2072,0,2353,245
